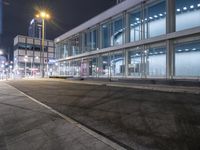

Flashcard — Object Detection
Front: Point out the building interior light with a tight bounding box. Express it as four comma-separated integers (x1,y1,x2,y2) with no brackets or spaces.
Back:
183,7,187,10
185,49,189,51
135,18,139,21
190,5,194,9
192,48,196,51
198,4,200,7
178,49,182,52
154,15,158,18
149,17,153,19
177,8,181,12
144,18,147,21
159,13,163,16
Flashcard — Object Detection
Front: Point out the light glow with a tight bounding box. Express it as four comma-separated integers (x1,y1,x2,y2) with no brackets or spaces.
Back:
183,7,187,10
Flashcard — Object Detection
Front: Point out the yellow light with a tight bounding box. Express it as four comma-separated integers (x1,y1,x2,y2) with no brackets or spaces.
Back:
36,14,39,18
46,14,50,19
40,11,46,18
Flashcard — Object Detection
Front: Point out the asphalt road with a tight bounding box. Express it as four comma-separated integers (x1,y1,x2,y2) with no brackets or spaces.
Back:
7,79,200,150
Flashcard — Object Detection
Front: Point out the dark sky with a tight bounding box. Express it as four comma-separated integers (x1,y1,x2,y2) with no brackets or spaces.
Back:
1,0,115,56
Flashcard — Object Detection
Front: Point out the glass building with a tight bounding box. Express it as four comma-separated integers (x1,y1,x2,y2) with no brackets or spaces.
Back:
54,0,200,79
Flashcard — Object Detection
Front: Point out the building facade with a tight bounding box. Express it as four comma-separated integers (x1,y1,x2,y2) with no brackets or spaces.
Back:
28,18,46,39
13,35,55,77
54,0,200,79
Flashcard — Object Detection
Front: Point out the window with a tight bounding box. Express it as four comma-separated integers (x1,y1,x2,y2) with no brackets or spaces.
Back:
84,28,98,52
145,44,166,77
176,0,200,31
175,37,200,77
101,22,111,48
69,35,80,56
128,48,142,77
129,9,142,42
111,17,124,46
98,54,110,77
145,0,166,38
110,51,125,77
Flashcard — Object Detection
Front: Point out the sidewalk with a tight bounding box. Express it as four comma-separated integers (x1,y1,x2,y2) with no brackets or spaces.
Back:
36,78,200,94
0,82,123,150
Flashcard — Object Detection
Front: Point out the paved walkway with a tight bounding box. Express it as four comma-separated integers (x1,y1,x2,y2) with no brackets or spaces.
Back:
0,82,122,150
35,78,200,94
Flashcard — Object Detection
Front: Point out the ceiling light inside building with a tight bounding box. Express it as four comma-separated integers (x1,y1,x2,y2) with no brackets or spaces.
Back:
183,7,187,10
190,5,194,9
177,8,181,12
192,48,196,51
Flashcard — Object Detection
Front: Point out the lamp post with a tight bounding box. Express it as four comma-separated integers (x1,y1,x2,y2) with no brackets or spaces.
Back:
35,11,50,78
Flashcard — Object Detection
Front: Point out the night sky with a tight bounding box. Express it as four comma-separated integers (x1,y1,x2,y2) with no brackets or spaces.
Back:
1,0,115,57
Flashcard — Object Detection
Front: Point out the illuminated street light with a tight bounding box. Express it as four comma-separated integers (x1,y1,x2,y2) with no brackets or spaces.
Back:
35,10,51,77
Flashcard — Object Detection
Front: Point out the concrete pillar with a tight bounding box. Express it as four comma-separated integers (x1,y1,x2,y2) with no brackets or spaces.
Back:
166,0,176,79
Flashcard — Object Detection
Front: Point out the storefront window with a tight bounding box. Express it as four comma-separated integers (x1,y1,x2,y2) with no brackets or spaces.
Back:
98,54,110,77
128,48,142,77
145,44,166,77
89,57,98,77
175,38,200,77
176,0,200,31
110,51,125,77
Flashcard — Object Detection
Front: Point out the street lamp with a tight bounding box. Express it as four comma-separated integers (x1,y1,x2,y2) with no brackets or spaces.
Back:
35,11,50,78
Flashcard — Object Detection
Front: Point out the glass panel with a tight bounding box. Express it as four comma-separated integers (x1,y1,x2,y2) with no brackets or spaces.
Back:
145,0,166,38
175,38,200,77
176,0,200,31
129,10,142,42
110,51,125,77
98,54,110,77
128,48,142,76
101,22,110,48
90,29,97,50
145,45,166,77
73,60,81,77
69,35,80,56
88,57,97,77
111,17,124,46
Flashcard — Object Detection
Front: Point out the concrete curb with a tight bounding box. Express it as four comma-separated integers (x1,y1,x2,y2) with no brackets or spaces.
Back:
32,78,200,95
